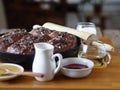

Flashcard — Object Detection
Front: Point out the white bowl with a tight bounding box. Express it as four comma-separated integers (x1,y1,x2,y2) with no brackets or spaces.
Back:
0,63,24,81
61,57,94,78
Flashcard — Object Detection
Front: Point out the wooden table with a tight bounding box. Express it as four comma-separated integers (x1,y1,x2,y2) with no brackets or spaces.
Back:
0,37,120,90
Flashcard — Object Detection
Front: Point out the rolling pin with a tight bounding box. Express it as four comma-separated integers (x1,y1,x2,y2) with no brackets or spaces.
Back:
42,22,98,45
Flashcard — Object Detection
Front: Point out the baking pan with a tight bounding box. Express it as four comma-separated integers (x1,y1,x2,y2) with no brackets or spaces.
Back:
0,34,81,70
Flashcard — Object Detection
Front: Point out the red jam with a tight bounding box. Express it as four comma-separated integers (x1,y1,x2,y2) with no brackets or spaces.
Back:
63,63,88,69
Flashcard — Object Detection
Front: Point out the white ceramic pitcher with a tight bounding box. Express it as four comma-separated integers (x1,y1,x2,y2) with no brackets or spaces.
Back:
32,43,62,81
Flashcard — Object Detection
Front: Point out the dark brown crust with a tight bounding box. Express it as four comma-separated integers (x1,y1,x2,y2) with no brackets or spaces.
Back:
29,27,53,36
48,32,77,53
0,29,28,51
7,34,51,54
0,27,77,54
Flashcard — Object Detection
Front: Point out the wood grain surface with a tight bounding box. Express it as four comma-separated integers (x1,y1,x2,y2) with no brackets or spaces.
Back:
0,37,120,90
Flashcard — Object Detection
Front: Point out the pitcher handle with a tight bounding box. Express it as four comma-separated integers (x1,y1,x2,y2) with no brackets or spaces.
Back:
52,53,63,74
105,52,112,64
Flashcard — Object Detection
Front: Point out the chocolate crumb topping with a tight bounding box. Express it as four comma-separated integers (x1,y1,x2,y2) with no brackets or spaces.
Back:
0,27,77,54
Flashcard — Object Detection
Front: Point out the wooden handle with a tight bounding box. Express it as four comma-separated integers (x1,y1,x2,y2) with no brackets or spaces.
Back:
92,41,114,51
42,22,98,44
9,71,44,78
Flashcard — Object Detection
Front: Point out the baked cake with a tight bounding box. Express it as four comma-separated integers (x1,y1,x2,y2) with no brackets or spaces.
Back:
0,29,28,52
0,27,78,54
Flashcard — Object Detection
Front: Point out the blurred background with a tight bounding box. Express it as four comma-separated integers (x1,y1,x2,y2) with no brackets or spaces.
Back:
0,0,120,55
0,0,120,30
